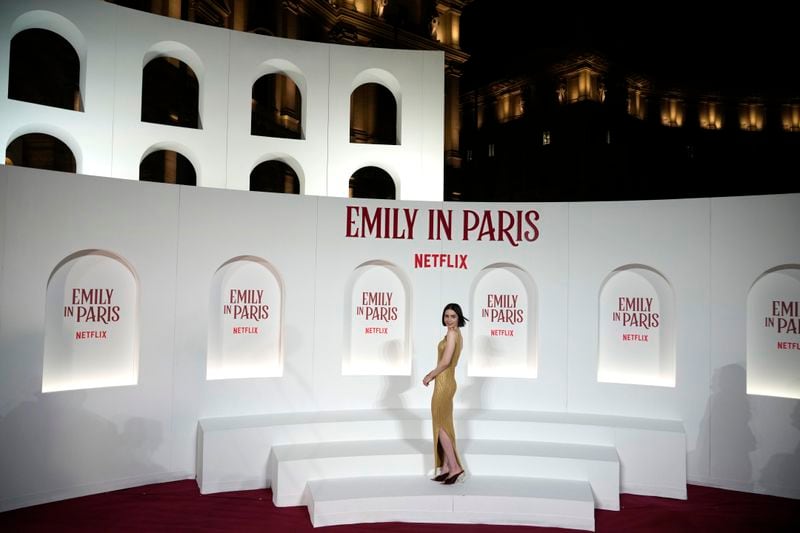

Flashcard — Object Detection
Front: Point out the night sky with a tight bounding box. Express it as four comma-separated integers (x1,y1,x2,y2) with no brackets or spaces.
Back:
460,1,800,95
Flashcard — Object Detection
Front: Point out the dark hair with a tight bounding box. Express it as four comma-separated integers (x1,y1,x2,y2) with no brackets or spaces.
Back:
441,303,468,327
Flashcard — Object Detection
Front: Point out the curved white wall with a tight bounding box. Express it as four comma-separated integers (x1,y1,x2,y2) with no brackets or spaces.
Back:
0,0,444,200
0,166,799,510
0,0,798,514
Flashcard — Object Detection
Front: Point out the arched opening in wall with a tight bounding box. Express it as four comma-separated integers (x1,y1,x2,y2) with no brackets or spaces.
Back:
43,250,140,392
597,265,676,387
344,261,411,375
141,57,201,128
6,133,76,173
349,166,396,199
350,83,398,144
251,74,303,139
207,256,284,380
8,28,83,111
250,160,300,194
139,150,197,185
746,265,800,399
469,264,538,378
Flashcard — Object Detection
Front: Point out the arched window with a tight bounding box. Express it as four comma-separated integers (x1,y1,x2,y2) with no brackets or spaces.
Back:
349,166,395,199
139,150,196,185
8,28,82,111
250,160,300,194
141,57,200,128
6,133,76,173
251,73,303,139
350,83,397,145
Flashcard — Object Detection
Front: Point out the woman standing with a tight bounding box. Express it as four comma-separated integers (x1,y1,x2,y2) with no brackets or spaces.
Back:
423,303,467,484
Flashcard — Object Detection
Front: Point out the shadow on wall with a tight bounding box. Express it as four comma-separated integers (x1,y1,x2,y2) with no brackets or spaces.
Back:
695,364,757,490
760,401,800,493
376,364,415,411
0,388,164,505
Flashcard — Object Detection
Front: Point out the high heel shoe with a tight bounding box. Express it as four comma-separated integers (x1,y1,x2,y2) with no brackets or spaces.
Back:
442,470,464,485
431,472,450,482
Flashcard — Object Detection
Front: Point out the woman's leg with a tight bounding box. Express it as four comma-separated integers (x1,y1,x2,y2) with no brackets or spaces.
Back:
437,428,462,476
431,440,451,480
437,440,451,474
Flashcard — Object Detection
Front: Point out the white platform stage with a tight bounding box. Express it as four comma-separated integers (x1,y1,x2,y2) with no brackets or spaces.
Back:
307,475,596,530
197,409,686,529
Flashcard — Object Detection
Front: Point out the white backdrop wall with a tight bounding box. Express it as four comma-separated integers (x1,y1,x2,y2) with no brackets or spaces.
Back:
567,200,712,483
1,165,798,510
0,0,444,199
0,168,181,510
0,0,119,177
708,195,800,497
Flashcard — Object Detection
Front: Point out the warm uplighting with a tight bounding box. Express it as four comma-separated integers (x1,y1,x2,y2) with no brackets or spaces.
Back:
542,131,551,146
449,11,460,47
561,68,603,103
496,91,523,123
698,101,723,130
661,98,685,127
627,88,647,120
354,0,370,14
781,103,800,132
739,103,765,131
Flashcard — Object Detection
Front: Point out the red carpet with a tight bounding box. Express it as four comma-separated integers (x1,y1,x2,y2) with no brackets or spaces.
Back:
1,481,797,532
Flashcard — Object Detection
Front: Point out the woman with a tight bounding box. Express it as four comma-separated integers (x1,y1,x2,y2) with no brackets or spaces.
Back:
423,303,467,484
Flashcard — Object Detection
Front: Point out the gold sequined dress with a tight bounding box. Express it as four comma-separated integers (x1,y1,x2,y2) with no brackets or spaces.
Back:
431,330,463,470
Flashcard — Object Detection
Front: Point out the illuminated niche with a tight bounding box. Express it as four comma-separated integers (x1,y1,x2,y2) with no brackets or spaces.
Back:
469,264,538,378
661,98,685,127
746,266,800,399
597,265,675,387
207,256,283,380
343,261,410,375
42,250,139,393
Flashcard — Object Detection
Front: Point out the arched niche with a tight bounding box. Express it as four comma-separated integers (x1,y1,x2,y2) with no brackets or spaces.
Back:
250,159,300,194
9,10,87,108
350,70,400,145
597,265,675,387
746,265,800,399
42,250,139,393
469,263,538,378
139,147,197,185
8,28,83,111
6,132,77,173
343,261,411,375
141,53,201,129
349,166,396,199
207,256,284,380
251,72,304,139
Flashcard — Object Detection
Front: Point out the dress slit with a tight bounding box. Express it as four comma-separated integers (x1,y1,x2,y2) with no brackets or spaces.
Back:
431,331,463,471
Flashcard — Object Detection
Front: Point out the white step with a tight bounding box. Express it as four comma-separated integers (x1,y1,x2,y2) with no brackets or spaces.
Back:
269,438,619,510
463,440,619,510
197,408,685,500
307,475,595,531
